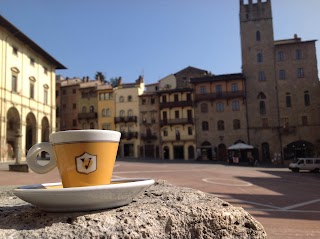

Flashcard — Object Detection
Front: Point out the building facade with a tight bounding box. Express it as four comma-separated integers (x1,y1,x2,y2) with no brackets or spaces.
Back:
139,83,160,159
158,67,208,160
191,73,248,161
114,76,144,158
240,0,320,162
0,15,65,162
97,84,115,130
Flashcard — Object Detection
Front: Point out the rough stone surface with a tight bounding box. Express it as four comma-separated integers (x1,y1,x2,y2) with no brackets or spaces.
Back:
0,180,267,239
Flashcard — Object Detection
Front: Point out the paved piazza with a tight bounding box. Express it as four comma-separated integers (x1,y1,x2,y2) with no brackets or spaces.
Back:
1,159,319,239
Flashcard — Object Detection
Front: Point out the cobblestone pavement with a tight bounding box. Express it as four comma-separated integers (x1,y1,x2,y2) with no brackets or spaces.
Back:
1,159,319,239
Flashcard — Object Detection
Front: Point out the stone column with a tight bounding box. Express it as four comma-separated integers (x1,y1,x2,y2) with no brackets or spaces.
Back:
14,129,22,164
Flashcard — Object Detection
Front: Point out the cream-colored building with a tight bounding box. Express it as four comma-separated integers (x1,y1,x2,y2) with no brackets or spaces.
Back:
0,16,65,162
114,76,144,158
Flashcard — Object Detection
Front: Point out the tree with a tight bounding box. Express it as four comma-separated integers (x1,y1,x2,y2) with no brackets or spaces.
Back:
109,77,121,87
95,72,105,81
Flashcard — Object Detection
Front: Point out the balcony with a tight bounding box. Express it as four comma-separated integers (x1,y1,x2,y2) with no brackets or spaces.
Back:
114,116,138,124
159,100,193,109
120,131,139,140
140,133,158,141
195,90,246,102
78,112,97,120
160,118,194,126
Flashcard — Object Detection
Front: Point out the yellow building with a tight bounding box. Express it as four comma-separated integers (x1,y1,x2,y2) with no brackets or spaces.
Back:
158,67,208,160
114,76,144,158
97,84,115,130
0,15,65,162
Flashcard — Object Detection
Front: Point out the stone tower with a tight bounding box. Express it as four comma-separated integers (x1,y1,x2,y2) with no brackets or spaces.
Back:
240,0,282,161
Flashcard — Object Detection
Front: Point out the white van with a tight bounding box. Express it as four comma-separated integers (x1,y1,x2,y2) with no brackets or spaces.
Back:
289,158,320,172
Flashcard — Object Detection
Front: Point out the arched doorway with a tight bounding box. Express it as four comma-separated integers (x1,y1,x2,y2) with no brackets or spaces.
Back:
26,112,37,154
261,142,270,162
284,140,314,160
6,107,21,160
200,141,212,160
217,144,227,161
163,146,169,160
41,117,50,142
188,145,195,159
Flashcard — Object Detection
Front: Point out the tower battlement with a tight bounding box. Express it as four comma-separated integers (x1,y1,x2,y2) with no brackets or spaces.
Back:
240,0,272,21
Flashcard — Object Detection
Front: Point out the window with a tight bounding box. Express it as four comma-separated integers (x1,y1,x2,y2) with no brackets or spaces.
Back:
99,93,105,101
262,118,268,128
257,52,263,63
62,89,66,95
72,89,76,94
200,86,206,94
151,98,155,104
297,68,304,78
217,120,224,131
174,94,179,102
43,66,48,74
302,116,308,126
216,85,222,96
258,71,266,81
128,109,133,117
279,70,286,80
90,122,94,129
73,103,76,109
102,109,107,117
30,57,35,66
256,31,261,41
163,128,168,137
106,108,110,117
120,110,125,117
12,75,17,92
186,93,192,101
231,83,238,92
30,83,34,99
188,126,192,135
175,110,179,119
119,96,124,102
63,104,66,110
286,93,291,107
82,106,87,112
44,89,48,105
162,95,167,103
202,121,209,131
277,51,284,61
232,100,240,111
233,119,240,130
89,106,94,112
200,103,208,113
259,101,266,115
128,95,132,102
296,49,302,60
72,119,77,127
12,46,18,55
141,98,146,105
216,102,224,112
304,91,310,106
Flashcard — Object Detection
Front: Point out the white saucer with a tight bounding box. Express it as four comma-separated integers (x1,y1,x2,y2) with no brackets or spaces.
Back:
13,178,155,212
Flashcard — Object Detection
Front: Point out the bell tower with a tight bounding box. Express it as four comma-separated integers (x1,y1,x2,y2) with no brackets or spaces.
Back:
240,0,281,158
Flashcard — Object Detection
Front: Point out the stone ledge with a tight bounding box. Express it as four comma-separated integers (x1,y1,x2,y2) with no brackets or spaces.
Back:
0,180,266,239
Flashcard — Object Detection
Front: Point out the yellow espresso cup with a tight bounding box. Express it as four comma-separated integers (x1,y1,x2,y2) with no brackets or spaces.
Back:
26,130,121,188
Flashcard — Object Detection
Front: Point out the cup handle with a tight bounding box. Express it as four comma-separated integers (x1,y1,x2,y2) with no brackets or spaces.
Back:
26,142,57,174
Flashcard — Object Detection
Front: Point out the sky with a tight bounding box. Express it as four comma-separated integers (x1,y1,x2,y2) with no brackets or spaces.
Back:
1,0,320,85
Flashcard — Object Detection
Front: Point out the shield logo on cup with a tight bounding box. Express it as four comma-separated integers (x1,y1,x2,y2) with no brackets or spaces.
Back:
75,152,97,174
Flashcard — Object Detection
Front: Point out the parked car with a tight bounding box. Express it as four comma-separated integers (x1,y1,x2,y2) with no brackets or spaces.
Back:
289,158,320,173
